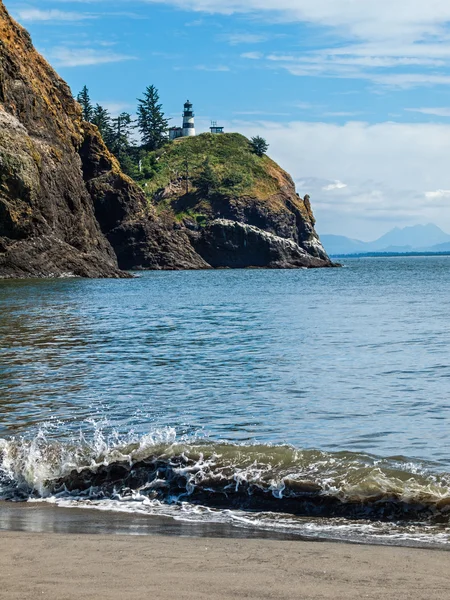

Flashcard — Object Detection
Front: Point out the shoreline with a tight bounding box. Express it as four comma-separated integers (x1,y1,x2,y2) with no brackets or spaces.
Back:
1,501,449,550
1,529,450,600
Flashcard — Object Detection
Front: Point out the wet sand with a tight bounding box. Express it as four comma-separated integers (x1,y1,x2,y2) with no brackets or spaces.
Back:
1,529,449,600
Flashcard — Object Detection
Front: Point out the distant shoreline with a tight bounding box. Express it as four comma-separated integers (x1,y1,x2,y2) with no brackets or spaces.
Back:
330,252,450,258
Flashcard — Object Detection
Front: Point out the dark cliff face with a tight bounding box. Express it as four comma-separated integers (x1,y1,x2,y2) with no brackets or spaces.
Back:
79,125,209,271
0,2,124,278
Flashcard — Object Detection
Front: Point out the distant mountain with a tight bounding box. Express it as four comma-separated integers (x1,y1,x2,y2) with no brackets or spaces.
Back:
320,235,368,256
322,224,450,256
369,224,450,251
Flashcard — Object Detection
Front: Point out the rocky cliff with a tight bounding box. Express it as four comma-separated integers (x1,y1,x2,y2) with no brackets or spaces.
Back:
0,1,332,277
141,133,332,269
0,3,123,278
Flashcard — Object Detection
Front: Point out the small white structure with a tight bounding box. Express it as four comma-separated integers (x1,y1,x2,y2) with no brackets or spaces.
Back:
210,121,225,134
168,126,183,140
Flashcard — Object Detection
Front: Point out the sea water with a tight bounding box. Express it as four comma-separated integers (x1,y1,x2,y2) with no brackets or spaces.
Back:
1,257,450,546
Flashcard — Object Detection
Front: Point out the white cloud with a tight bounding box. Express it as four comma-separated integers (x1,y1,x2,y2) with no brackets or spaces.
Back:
425,190,450,199
194,64,231,71
323,180,348,191
49,47,135,67
14,8,95,22
228,119,450,237
261,52,450,88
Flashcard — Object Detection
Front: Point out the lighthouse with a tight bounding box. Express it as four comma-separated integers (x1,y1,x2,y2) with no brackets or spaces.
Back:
182,100,195,137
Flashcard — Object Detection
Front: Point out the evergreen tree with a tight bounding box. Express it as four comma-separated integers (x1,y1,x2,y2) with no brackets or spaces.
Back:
137,85,169,151
91,104,113,148
110,112,133,161
195,158,218,197
77,85,94,122
250,136,269,157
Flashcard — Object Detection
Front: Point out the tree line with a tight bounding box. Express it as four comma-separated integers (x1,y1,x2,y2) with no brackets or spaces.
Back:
76,84,170,175
76,84,269,179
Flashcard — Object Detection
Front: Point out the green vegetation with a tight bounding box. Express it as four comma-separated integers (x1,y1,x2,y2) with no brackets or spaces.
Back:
77,86,93,122
91,104,113,146
137,85,169,151
75,85,273,203
250,135,269,157
137,133,281,204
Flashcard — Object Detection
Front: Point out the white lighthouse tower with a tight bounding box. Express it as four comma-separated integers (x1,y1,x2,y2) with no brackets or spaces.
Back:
182,100,195,137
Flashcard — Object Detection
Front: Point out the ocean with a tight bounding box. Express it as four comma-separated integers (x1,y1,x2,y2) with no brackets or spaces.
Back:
1,257,450,547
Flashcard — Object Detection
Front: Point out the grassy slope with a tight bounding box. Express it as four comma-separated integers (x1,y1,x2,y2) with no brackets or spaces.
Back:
139,133,290,204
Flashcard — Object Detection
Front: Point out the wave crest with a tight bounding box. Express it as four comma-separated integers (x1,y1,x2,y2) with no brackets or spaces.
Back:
1,428,450,524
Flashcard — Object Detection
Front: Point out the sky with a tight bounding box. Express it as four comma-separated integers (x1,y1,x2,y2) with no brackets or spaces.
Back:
5,0,450,240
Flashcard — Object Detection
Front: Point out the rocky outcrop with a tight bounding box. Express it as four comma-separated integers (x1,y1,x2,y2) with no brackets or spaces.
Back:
0,4,125,278
195,219,328,268
150,133,333,269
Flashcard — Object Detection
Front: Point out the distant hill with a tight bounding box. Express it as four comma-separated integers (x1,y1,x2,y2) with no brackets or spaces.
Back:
319,235,368,255
322,224,450,256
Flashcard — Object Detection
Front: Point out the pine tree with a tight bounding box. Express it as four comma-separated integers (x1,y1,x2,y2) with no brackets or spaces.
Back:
137,85,169,151
91,104,113,148
110,112,133,160
250,136,269,157
77,85,94,122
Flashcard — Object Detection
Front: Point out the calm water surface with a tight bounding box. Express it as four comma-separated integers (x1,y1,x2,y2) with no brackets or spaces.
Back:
1,256,449,463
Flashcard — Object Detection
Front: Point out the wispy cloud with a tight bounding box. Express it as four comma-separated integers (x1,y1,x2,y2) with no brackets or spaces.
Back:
14,8,96,22
240,51,263,60
131,0,450,89
425,189,450,199
97,101,134,115
49,46,135,67
406,107,450,117
194,64,231,71
219,33,267,45
239,50,450,88
323,180,348,191
233,110,290,116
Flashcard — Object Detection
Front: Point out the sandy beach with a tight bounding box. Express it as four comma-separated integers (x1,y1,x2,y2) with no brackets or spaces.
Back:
1,530,449,600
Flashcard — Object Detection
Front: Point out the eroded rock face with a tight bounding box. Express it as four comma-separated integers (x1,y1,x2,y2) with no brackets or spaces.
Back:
0,3,123,278
79,124,210,271
194,219,329,269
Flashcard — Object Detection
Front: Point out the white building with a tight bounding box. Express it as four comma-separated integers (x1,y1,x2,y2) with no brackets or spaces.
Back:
210,121,224,134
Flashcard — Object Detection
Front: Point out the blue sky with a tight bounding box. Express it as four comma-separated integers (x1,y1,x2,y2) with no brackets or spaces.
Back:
5,0,450,239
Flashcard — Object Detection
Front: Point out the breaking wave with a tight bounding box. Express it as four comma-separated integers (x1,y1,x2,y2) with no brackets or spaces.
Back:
2,425,450,534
